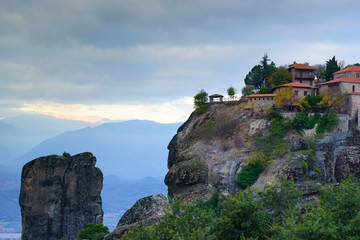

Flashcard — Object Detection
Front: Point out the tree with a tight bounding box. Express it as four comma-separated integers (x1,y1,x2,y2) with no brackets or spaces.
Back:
324,56,340,81
227,86,236,98
299,94,323,112
258,86,271,94
244,65,263,89
318,90,346,112
241,85,255,97
78,223,109,240
275,86,294,110
244,54,277,89
194,89,208,114
314,64,326,81
268,67,291,87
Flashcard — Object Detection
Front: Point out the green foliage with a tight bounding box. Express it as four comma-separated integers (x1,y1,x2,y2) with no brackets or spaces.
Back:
265,107,283,121
270,177,360,240
268,66,291,87
244,54,277,89
227,86,236,97
241,85,255,97
120,178,360,240
78,223,109,240
235,163,264,189
194,89,208,114
121,199,217,240
324,56,341,81
315,64,326,81
62,152,71,158
316,113,339,135
290,113,339,136
258,86,271,94
300,94,323,111
214,179,300,240
244,65,263,89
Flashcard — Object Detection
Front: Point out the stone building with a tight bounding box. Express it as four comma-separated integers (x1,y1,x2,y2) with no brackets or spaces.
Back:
287,62,316,86
247,93,276,108
273,82,315,101
333,66,360,79
319,77,360,119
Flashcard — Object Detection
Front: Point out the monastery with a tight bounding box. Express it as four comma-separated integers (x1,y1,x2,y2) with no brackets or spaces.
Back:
247,63,360,120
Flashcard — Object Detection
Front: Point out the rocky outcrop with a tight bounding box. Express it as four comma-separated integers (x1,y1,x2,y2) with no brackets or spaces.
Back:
19,152,103,240
165,103,259,201
104,194,168,240
165,102,360,202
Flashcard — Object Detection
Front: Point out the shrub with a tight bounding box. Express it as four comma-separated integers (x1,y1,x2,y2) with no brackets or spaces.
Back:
235,163,264,189
194,89,208,114
78,223,109,240
227,86,236,98
62,152,71,158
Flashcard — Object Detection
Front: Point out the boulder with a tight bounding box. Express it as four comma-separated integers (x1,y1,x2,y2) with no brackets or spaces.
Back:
104,194,168,240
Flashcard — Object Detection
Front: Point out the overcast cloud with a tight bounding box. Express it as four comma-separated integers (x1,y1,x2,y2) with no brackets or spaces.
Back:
1,0,360,122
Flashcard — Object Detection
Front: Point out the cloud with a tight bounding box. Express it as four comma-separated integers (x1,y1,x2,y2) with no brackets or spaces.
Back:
17,97,194,123
1,0,360,122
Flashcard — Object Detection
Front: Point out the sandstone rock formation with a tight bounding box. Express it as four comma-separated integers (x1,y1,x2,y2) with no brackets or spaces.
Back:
19,152,103,240
165,102,360,202
104,194,168,240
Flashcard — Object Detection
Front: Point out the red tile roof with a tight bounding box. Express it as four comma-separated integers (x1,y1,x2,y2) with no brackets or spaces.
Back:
347,92,360,95
288,63,316,70
334,66,360,74
247,94,277,98
319,77,360,85
273,82,315,89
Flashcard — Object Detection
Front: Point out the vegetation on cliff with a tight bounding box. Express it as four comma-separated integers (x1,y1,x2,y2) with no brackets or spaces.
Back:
119,177,360,240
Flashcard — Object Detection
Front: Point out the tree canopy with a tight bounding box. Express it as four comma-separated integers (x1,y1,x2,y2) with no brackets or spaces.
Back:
268,67,291,87
227,86,236,98
324,56,340,81
244,54,277,89
194,89,208,114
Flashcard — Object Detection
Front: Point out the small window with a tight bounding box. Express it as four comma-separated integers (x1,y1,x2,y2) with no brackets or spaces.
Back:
300,80,303,83
304,91,308,96
353,85,355,92
263,98,265,100
294,91,298,96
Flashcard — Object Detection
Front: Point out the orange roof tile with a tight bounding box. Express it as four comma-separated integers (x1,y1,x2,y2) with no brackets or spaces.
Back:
288,63,316,70
347,92,360,95
247,94,277,98
273,82,315,89
319,77,360,85
334,66,360,74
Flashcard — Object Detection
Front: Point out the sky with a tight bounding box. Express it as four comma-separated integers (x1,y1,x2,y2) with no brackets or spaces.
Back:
2,0,360,123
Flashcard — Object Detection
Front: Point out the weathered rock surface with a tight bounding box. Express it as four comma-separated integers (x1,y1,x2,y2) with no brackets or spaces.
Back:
19,152,103,240
165,102,360,202
165,103,257,201
104,194,168,240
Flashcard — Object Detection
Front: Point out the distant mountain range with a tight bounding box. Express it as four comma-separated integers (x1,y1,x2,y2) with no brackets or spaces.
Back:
0,114,98,158
0,114,182,231
16,119,181,179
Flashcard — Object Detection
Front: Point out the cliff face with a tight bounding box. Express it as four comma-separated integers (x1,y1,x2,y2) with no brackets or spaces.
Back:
165,103,360,202
19,152,103,240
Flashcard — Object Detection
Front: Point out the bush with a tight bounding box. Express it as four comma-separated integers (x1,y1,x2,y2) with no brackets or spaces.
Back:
194,89,208,114
78,223,109,240
259,86,271,94
235,163,264,189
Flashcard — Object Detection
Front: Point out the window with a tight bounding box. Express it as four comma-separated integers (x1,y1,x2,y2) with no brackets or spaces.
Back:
353,85,355,92
294,91,298,96
300,80,303,83
304,91,308,96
